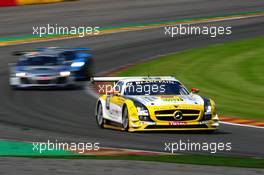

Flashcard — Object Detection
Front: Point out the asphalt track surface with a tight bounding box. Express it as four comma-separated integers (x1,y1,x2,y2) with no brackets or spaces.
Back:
0,0,264,158
1,158,264,175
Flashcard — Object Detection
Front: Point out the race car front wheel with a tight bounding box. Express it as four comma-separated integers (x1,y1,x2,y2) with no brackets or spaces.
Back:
122,106,129,131
96,103,104,128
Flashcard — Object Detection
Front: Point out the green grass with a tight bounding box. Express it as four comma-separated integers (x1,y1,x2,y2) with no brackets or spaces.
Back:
3,154,264,169
118,36,264,120
0,140,74,156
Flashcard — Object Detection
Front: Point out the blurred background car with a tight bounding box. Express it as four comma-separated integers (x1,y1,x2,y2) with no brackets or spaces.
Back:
9,52,75,89
38,47,94,81
9,47,94,89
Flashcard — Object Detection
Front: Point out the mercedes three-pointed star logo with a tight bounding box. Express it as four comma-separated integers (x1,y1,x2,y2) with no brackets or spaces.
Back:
174,111,183,120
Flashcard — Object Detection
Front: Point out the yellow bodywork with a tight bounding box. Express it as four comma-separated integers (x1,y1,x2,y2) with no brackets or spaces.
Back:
98,95,219,132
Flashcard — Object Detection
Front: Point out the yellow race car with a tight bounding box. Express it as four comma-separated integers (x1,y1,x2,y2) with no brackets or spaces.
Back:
93,76,219,132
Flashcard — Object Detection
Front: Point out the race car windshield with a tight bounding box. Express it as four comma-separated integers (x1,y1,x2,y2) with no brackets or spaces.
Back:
124,81,189,95
19,56,63,66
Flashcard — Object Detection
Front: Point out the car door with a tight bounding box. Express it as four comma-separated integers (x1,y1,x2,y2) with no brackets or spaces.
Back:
107,81,124,123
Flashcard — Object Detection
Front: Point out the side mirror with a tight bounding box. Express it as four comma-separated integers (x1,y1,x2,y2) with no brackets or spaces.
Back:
191,88,199,93
114,92,121,96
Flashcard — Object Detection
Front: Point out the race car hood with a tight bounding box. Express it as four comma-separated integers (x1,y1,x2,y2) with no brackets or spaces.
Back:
126,95,204,106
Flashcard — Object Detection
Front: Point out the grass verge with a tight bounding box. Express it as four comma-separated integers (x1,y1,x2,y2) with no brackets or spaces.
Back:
118,36,264,120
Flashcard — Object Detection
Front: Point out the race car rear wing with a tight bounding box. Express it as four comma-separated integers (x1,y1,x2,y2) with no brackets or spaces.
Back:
71,48,91,51
12,48,92,56
91,76,176,82
36,47,91,52
12,51,31,56
92,77,128,82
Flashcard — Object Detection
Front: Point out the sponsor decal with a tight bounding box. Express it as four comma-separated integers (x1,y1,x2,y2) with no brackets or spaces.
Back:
154,106,175,110
111,109,119,115
169,121,187,125
160,96,183,102
199,121,209,124
134,80,177,84
140,121,156,125
36,76,52,80
162,98,183,102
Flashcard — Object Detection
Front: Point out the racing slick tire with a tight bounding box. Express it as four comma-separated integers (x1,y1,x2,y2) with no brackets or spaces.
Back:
10,85,17,90
122,106,129,131
84,62,94,81
96,102,105,128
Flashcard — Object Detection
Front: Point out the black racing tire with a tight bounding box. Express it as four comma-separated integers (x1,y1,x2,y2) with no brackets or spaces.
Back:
10,84,18,90
96,102,105,128
84,62,94,81
122,106,129,131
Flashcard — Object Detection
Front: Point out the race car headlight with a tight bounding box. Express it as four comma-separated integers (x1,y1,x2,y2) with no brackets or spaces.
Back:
203,98,212,120
137,107,149,116
139,116,152,121
134,101,149,116
60,71,71,77
15,72,26,77
205,105,212,114
71,62,85,67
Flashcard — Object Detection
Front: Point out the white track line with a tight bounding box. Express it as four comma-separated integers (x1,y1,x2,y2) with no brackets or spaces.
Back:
220,121,264,129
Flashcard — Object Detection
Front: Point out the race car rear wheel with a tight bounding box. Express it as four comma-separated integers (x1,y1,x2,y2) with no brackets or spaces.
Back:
122,106,129,131
96,103,104,128
10,85,17,90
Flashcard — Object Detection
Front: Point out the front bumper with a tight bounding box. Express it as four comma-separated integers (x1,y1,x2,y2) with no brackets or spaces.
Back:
10,76,75,88
128,119,219,132
128,105,219,132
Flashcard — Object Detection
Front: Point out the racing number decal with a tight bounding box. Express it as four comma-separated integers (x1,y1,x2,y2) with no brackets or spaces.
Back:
106,96,110,110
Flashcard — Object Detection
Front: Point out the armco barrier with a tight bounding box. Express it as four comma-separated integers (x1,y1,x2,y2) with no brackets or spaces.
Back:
0,0,66,6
